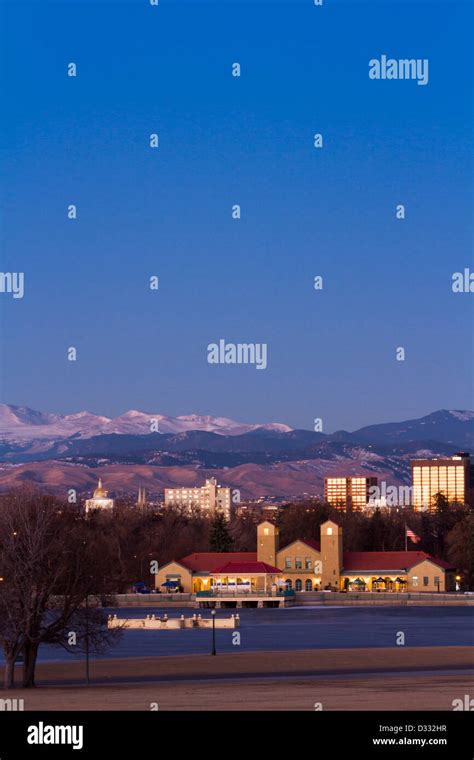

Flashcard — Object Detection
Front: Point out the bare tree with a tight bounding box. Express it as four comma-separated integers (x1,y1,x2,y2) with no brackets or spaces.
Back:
0,589,25,689
0,488,120,689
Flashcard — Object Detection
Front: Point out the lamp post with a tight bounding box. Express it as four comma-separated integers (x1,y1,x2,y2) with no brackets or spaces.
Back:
83,565,93,686
211,609,216,656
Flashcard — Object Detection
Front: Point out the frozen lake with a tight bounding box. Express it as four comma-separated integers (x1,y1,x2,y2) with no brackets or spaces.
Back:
2,605,472,664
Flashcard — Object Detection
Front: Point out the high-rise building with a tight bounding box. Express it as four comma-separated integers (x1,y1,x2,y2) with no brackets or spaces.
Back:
85,478,115,515
411,452,472,511
324,476,378,511
164,477,232,520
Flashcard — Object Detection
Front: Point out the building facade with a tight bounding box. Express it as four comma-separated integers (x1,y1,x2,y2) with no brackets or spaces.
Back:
155,519,455,594
325,476,378,511
411,452,472,511
164,477,232,520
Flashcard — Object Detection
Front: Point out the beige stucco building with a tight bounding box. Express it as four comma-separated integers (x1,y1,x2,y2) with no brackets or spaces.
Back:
155,519,455,594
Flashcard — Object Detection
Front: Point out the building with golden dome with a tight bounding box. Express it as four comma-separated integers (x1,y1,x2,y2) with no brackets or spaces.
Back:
85,478,115,515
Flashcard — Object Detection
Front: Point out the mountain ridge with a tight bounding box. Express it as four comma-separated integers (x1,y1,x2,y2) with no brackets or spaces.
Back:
1,404,473,444
0,404,292,441
0,407,471,497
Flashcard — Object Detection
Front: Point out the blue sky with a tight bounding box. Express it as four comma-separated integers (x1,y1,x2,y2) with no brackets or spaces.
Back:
0,0,472,431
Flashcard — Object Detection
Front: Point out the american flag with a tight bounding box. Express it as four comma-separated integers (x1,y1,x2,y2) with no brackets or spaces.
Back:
406,527,421,543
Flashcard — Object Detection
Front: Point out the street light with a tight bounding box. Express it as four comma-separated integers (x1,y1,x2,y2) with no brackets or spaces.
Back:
83,570,94,686
211,609,216,656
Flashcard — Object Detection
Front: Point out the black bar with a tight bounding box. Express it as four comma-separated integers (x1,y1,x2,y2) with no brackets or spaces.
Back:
0,711,472,757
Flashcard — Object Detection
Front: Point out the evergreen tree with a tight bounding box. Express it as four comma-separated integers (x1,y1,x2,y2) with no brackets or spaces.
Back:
365,508,386,551
209,512,234,552
432,492,465,557
447,510,474,590
466,512,474,591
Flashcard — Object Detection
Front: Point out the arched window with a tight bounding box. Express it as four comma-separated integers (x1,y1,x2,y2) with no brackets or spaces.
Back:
295,579,302,592
285,579,292,590
305,579,312,591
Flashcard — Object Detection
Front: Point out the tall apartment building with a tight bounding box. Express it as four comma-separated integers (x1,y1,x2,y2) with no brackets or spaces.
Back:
324,476,378,511
164,477,232,520
411,452,472,511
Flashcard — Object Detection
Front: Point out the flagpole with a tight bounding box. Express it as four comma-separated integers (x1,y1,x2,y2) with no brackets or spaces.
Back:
405,523,407,552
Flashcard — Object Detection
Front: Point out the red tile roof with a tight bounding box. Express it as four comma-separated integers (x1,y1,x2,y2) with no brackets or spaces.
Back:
178,547,453,575
212,561,281,574
179,552,257,572
343,551,454,572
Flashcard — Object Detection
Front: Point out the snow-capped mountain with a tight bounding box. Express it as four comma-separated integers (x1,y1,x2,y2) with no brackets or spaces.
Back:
0,406,472,496
0,404,293,443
